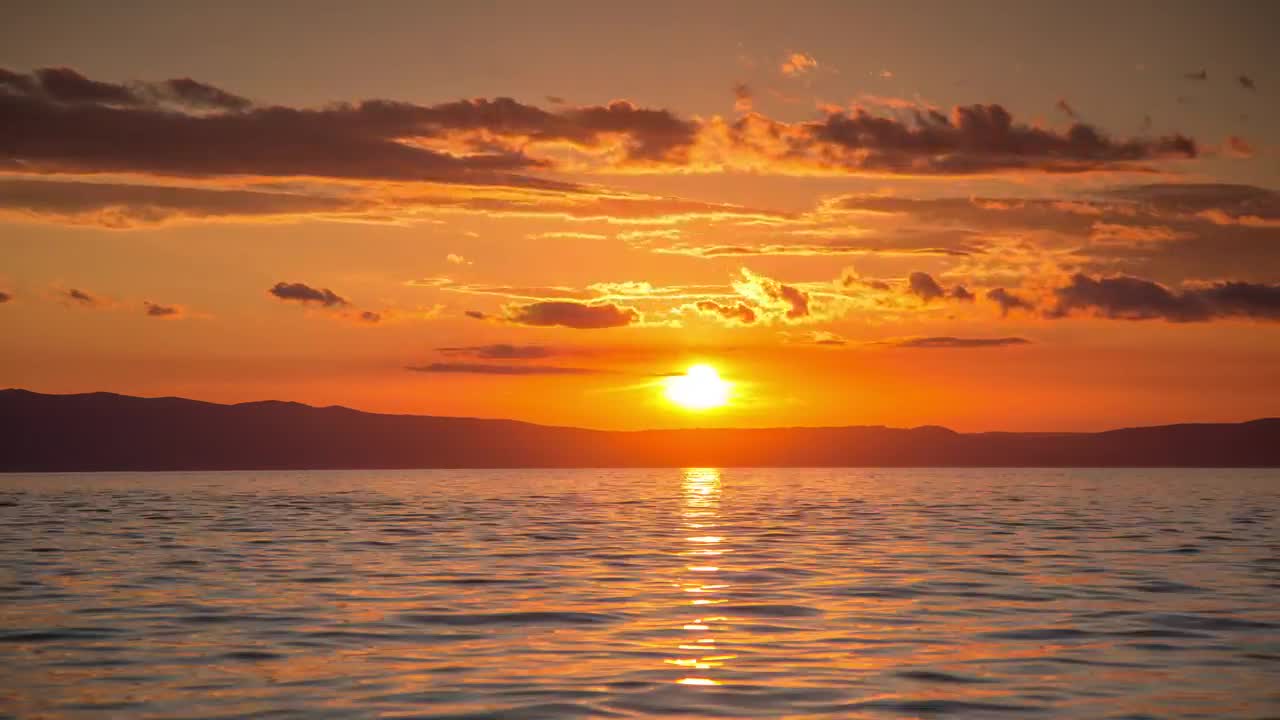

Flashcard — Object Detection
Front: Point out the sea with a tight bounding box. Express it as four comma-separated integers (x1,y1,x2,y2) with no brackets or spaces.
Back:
0,468,1277,719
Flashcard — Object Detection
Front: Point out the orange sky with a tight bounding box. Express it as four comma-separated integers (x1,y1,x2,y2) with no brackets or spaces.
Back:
2,1,1278,430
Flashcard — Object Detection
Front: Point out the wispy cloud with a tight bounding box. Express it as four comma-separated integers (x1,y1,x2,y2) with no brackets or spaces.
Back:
406,362,602,375
885,336,1031,349
268,282,349,307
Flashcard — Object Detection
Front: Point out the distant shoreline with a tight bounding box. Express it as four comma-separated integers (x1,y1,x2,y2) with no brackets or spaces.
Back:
5,388,1279,471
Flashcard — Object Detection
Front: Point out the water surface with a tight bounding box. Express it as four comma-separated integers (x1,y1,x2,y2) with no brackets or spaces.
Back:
1,468,1277,718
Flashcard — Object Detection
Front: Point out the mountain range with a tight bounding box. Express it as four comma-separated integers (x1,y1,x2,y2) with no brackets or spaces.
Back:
3,388,1278,470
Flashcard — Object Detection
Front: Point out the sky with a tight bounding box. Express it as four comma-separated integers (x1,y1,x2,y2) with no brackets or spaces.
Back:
2,0,1278,431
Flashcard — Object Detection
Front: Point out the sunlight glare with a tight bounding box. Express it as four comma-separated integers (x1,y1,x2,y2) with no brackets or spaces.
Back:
664,364,730,410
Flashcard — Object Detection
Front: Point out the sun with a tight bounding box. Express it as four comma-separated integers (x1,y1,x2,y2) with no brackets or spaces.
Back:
664,364,731,410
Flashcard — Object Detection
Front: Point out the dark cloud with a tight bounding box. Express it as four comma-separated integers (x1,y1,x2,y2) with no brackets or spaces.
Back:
907,271,946,302
891,336,1030,348
545,96,566,105
1238,75,1255,91
438,344,556,359
0,291,11,303
65,288,96,306
7,68,250,111
0,68,38,95
835,186,1280,285
1102,184,1279,222
268,282,349,307
747,102,1197,175
151,77,252,111
464,310,489,320
0,67,1200,185
358,311,381,323
1184,69,1207,81
987,288,1035,316
504,301,639,329
732,83,753,112
906,271,974,304
693,300,757,325
406,362,600,375
143,301,180,317
1048,273,1280,322
0,67,694,185
33,67,143,106
0,87,545,185
0,178,359,227
1055,99,1078,120
0,178,783,228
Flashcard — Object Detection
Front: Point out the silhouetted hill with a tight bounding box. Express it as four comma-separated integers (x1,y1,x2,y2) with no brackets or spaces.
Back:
2,389,1278,470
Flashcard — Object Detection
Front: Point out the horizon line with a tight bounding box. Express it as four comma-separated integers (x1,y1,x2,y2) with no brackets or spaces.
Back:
5,387,1275,437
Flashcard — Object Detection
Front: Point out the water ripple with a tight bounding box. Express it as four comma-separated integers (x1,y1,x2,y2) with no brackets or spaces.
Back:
0,467,1277,719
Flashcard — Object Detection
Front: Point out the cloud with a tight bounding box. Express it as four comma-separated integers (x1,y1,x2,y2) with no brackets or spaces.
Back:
1055,99,1078,120
268,282,349,307
1238,75,1256,91
11,67,251,111
32,66,142,105
411,276,595,301
503,300,640,329
406,362,600,375
907,271,946,302
780,52,818,76
854,94,926,111
1225,135,1254,158
1184,69,1207,81
829,185,1280,285
1047,273,1280,322
0,178,359,227
464,310,488,320
889,336,1031,348
732,83,753,113
151,77,251,110
438,344,556,359
527,231,608,240
839,267,892,292
692,299,757,325
987,287,1035,316
357,310,381,323
0,67,698,184
143,301,181,318
732,269,811,320
0,66,1202,200
1103,183,1278,218
445,253,471,265
787,330,847,346
652,234,981,258
0,290,11,303
0,178,785,229
906,271,975,304
748,103,1197,175
65,288,97,306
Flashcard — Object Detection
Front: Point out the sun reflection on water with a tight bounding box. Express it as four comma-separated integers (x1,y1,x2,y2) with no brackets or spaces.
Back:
671,467,732,687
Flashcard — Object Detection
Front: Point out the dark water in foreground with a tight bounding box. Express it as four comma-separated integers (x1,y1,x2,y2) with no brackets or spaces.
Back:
0,469,1277,719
